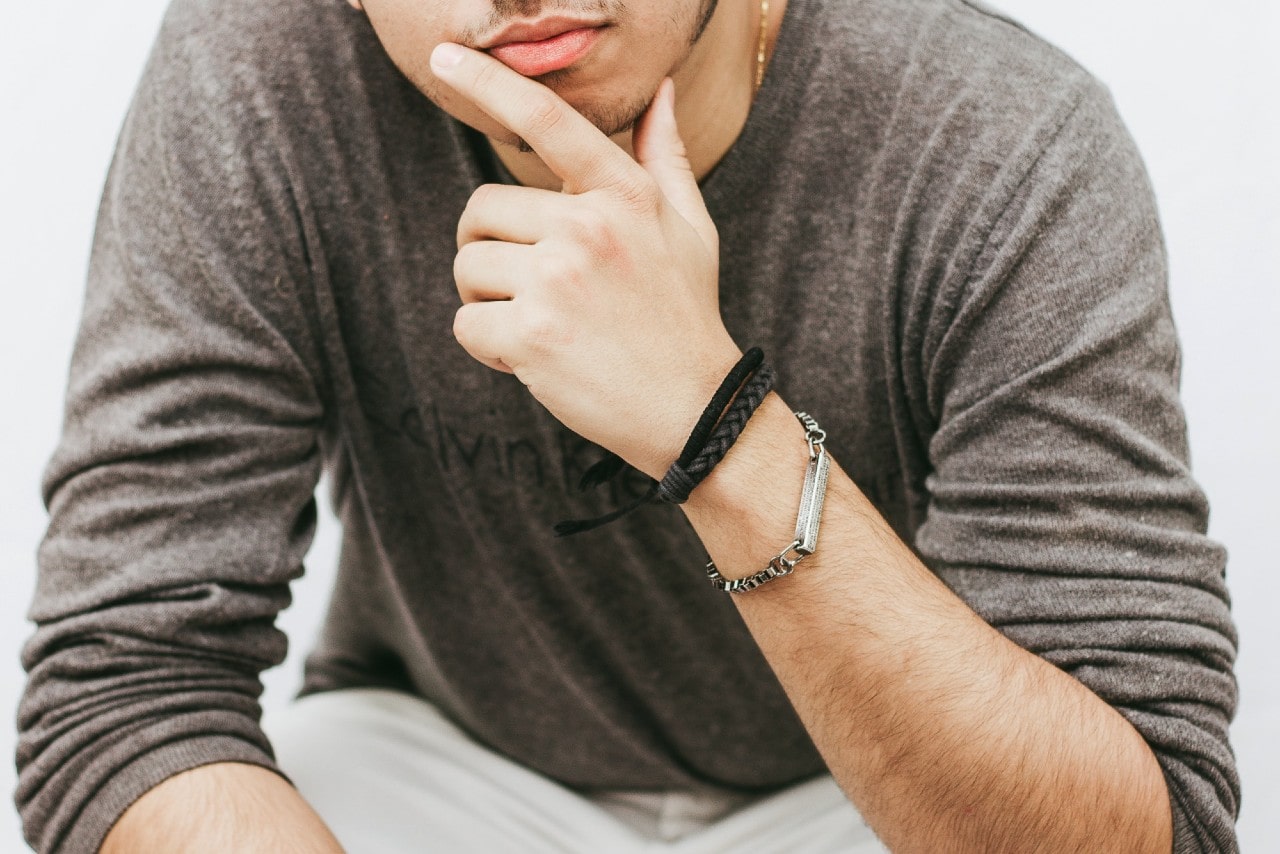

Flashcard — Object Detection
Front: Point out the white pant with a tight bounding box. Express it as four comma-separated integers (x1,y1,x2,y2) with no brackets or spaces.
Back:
263,688,888,853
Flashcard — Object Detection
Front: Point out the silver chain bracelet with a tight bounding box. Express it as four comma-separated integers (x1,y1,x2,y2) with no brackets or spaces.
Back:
705,411,830,593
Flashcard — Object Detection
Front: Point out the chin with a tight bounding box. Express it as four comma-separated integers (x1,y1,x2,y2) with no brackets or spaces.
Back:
548,83,654,139
444,71,654,150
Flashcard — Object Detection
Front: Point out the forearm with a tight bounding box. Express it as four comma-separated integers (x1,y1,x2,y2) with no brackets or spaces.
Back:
681,393,1172,853
101,762,345,854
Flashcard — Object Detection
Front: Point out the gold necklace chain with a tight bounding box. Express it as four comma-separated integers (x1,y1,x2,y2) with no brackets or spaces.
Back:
754,0,770,94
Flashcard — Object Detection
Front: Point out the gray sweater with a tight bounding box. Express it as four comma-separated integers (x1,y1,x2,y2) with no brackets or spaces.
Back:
16,0,1239,851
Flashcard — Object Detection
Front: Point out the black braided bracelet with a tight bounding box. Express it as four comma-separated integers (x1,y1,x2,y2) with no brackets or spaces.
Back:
554,348,774,537
655,363,775,504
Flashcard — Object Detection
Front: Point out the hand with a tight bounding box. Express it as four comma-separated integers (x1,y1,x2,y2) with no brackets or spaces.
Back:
431,43,742,479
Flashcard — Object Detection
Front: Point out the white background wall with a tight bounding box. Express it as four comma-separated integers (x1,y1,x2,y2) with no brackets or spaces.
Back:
1,1,1275,850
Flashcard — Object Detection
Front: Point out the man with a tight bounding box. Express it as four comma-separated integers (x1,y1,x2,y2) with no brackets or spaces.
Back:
16,0,1239,850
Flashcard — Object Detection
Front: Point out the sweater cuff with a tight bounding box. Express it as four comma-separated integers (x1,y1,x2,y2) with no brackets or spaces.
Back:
54,735,289,854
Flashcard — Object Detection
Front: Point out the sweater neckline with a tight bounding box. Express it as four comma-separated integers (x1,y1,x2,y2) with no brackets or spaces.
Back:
699,0,819,212
464,0,819,205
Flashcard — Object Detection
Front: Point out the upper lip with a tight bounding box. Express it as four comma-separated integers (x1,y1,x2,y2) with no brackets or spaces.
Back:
477,16,607,49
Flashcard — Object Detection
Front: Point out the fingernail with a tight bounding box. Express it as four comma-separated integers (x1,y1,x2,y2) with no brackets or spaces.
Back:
431,42,465,70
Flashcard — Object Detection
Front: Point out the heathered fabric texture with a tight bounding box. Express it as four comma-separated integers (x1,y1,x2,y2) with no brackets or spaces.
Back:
17,0,1239,850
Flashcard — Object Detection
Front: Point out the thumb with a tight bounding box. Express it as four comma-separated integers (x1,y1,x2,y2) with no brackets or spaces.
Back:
633,78,717,250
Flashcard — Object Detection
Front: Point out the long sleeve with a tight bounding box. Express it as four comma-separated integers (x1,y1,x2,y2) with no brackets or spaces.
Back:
14,8,328,851
908,81,1239,851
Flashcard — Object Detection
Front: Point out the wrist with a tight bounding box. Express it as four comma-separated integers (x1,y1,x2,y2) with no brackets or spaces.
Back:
631,340,743,480
681,392,812,580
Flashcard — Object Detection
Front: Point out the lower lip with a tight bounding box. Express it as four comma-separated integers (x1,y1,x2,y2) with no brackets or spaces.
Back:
487,27,603,77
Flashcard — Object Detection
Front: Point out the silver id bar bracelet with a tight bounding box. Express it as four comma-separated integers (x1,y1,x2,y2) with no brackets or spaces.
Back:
706,411,830,593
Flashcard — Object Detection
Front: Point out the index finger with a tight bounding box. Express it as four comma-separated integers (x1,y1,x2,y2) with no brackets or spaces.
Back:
430,42,647,196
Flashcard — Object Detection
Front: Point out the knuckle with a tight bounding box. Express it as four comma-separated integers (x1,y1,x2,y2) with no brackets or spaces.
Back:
567,205,629,265
471,59,504,95
458,183,502,247
613,175,660,216
567,207,612,250
535,250,581,288
469,182,500,210
520,309,571,352
457,205,478,248
452,303,476,342
524,94,565,139
452,244,474,281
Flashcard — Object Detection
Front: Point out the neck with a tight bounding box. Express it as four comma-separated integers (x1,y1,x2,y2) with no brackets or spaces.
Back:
494,0,785,190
